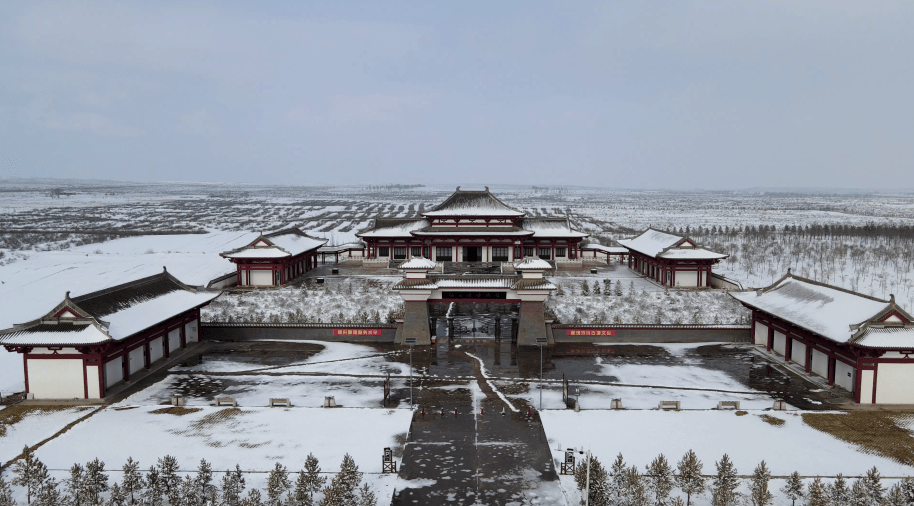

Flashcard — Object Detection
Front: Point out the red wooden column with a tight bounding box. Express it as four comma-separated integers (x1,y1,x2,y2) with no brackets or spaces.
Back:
827,357,836,385
784,337,793,363
180,324,187,349
766,326,774,352
144,339,151,369
805,345,813,374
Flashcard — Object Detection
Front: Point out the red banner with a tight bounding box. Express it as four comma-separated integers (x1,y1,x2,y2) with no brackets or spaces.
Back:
565,329,615,336
333,329,383,336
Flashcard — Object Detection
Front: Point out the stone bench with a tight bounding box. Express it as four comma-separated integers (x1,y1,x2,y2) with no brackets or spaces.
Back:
658,401,680,411
269,398,292,407
773,400,788,411
170,396,186,407
215,397,237,407
717,401,740,410
611,398,623,410
323,396,337,408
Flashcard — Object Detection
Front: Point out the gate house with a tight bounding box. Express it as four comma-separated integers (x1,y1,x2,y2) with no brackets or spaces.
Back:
731,271,914,404
393,256,556,346
0,269,219,400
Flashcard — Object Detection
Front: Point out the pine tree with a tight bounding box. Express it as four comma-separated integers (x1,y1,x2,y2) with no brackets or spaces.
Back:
121,458,144,506
806,477,827,506
608,453,627,506
195,459,216,505
582,282,590,296
107,482,127,506
240,488,263,506
645,454,674,506
34,478,61,506
357,483,377,506
0,473,16,506
862,467,884,505
157,456,180,504
885,484,906,506
593,281,601,295
289,472,314,506
65,463,88,506
302,454,326,500
747,461,772,506
623,465,649,506
675,450,706,506
710,454,739,506
615,280,623,297
178,475,199,506
827,473,848,506
898,477,914,505
781,471,805,506
85,458,109,505
141,466,165,506
573,454,608,506
851,479,868,506
266,463,291,506
13,445,49,505
319,454,362,506
220,466,247,506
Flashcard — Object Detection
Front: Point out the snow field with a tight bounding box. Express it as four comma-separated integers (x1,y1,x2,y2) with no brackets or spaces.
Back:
35,405,412,478
0,406,97,464
540,410,914,477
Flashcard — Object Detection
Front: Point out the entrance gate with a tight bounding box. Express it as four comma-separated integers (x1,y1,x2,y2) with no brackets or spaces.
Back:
429,302,519,340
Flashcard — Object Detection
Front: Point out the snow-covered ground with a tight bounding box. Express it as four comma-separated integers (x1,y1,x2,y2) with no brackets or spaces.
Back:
0,407,96,463
541,410,913,476
201,278,403,323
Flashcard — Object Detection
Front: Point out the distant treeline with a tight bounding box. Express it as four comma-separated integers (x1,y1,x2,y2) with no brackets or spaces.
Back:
364,184,425,191
668,222,914,240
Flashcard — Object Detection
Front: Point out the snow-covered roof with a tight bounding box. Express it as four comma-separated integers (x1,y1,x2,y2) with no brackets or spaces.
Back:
730,273,904,344
399,257,437,270
435,278,516,289
580,244,629,254
0,322,111,346
853,327,914,349
356,219,429,238
318,242,366,253
421,187,524,217
221,228,326,259
519,218,589,238
514,257,554,270
618,228,726,260
659,248,728,260
412,228,533,236
0,270,220,346
512,279,557,290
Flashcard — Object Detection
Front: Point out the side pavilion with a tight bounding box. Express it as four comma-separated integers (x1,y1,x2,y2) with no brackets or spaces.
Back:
731,271,914,404
220,228,327,287
618,228,727,287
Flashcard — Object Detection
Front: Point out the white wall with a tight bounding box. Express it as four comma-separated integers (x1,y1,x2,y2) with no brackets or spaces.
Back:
791,340,807,365
86,366,100,399
104,356,124,388
128,346,144,374
168,328,181,353
859,369,874,404
811,349,829,378
675,271,698,287
149,336,164,363
27,359,84,399
773,331,786,355
250,270,273,286
754,322,768,346
835,360,855,392
874,364,914,404
185,319,199,343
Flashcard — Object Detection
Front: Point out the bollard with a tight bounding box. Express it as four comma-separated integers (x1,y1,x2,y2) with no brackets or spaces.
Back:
441,407,445,416
480,407,484,415
501,407,506,416
421,406,425,416
454,408,458,416
527,406,532,416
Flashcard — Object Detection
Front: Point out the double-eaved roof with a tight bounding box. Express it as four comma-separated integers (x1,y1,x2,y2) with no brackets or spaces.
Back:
221,228,327,259
421,187,524,217
0,270,219,347
618,228,727,260
730,271,914,348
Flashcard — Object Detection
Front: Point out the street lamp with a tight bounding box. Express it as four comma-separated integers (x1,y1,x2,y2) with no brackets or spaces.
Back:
536,337,548,410
405,338,417,407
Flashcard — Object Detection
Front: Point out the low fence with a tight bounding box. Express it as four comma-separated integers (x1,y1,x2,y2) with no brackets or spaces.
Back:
711,273,744,290
202,322,397,342
553,323,750,343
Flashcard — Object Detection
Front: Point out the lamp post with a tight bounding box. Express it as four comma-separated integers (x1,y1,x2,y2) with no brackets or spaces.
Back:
536,337,548,410
405,338,417,407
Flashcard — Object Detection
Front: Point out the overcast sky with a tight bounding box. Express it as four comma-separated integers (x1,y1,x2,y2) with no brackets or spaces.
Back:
0,1,912,189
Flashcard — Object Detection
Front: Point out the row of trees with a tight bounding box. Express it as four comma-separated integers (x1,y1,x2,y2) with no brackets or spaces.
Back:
5,447,376,506
663,222,914,241
575,451,906,506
